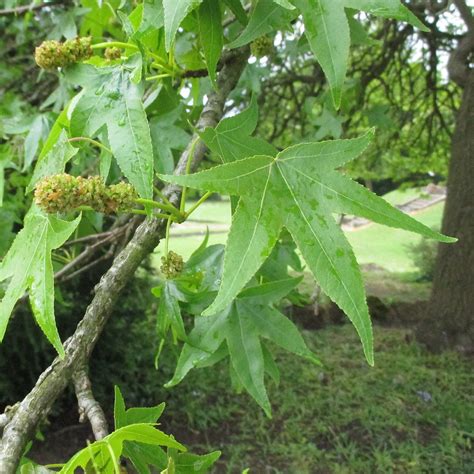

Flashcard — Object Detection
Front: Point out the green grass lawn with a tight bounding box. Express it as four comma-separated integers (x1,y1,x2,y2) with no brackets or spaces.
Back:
155,189,444,274
346,203,444,273
161,325,474,473
380,187,428,206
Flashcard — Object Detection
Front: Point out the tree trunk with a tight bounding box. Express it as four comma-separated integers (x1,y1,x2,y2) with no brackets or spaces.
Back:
417,69,474,353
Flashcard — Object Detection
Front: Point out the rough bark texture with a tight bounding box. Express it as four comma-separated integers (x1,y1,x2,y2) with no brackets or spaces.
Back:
0,48,248,473
417,62,474,350
73,369,109,441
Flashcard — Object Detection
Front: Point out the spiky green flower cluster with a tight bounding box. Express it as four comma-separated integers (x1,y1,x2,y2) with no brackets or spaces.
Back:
34,174,137,214
104,47,121,61
160,251,184,279
35,37,92,70
250,36,275,58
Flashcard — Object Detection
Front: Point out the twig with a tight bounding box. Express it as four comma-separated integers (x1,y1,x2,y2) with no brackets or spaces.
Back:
0,1,65,16
54,233,119,281
447,3,474,88
59,247,115,284
64,231,114,247
453,0,474,31
72,369,108,441
68,137,112,155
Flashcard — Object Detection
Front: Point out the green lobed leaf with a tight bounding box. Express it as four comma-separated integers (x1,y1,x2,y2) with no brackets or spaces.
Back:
347,11,377,46
288,0,427,107
343,0,429,31
166,279,317,415
238,276,302,305
114,386,166,429
160,130,455,365
228,0,297,49
273,0,296,9
174,450,222,473
163,0,204,51
124,442,167,474
139,0,165,34
114,386,127,430
38,102,71,161
0,155,5,207
23,115,49,171
262,343,280,385
292,0,349,109
27,130,79,193
198,0,224,85
60,423,186,473
0,207,81,356
156,280,187,342
113,386,168,472
150,108,190,175
67,63,154,199
226,303,271,416
223,0,248,25
200,95,277,163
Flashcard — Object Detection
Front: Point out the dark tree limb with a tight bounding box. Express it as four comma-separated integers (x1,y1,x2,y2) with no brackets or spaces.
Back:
0,1,66,16
448,0,474,87
73,369,108,441
453,0,474,30
0,47,249,473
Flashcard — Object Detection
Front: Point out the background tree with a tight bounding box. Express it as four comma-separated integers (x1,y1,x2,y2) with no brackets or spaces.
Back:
417,0,474,353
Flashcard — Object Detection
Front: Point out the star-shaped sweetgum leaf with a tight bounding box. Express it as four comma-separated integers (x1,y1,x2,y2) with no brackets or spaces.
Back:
0,206,81,356
165,277,318,416
160,130,456,365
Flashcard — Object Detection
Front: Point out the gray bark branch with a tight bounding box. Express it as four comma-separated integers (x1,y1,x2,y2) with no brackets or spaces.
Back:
73,369,108,441
0,47,249,473
448,0,474,87
0,414,10,431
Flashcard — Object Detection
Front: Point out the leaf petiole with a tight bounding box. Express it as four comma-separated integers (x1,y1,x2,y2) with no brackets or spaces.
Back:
91,41,139,51
149,53,176,75
185,192,213,218
146,73,172,81
164,216,172,257
180,136,200,213
154,186,173,207
68,137,112,154
135,198,183,218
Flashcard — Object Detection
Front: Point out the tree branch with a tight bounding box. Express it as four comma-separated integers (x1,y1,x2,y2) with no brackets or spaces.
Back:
448,0,474,87
0,1,66,16
72,369,108,441
0,47,249,473
0,414,10,431
453,0,474,31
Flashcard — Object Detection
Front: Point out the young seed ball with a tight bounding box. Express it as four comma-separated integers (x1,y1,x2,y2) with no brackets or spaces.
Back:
62,37,93,65
34,174,138,215
34,173,80,213
34,40,65,70
160,251,184,279
104,47,122,61
34,37,92,70
250,36,275,58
